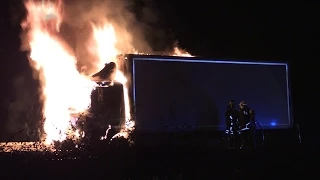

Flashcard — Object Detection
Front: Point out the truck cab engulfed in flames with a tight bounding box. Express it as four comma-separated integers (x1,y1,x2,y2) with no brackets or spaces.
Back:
77,61,125,143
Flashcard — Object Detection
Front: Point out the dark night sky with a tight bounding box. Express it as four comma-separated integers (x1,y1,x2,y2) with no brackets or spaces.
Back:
0,0,318,142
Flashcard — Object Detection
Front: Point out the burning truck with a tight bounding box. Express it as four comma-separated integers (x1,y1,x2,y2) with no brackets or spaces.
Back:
75,61,125,144
0,53,292,152
0,1,293,152
75,54,292,148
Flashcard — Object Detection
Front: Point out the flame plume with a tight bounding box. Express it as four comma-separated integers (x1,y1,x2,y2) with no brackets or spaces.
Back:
23,0,95,145
1,0,193,151
88,22,135,137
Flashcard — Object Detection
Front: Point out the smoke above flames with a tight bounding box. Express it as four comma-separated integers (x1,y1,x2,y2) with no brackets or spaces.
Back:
62,0,144,75
19,0,191,74
3,0,191,147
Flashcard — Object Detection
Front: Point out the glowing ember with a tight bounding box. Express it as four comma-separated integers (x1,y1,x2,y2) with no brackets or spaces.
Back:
0,142,53,152
100,125,112,140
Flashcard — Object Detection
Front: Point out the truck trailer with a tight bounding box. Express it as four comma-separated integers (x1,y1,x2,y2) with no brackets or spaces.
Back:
86,54,293,147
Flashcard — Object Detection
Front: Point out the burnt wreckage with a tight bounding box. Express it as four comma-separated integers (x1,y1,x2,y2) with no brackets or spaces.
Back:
77,61,125,143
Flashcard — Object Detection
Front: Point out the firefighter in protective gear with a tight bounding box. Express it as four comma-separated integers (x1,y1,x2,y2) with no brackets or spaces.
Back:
225,100,239,149
238,101,256,149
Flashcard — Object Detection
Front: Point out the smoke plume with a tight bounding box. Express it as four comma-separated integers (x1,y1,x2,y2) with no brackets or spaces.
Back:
16,0,183,73
60,0,152,73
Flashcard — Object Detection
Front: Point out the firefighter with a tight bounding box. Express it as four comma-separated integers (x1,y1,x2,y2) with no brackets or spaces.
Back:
238,101,256,149
225,100,239,149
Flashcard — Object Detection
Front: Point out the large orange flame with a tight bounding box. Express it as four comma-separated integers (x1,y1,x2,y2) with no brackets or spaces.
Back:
0,0,193,151
88,22,135,140
24,0,95,145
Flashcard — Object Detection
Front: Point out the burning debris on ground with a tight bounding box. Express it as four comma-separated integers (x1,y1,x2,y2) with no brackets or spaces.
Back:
0,142,50,152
